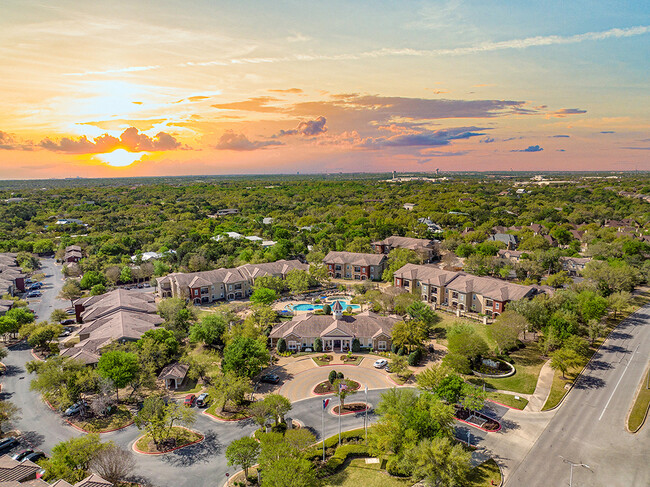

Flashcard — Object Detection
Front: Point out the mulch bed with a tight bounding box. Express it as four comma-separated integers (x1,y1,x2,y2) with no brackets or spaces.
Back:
313,380,360,394
332,402,369,414
454,407,500,431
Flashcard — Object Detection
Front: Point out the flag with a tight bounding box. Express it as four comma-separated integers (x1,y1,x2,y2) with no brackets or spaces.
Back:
365,385,368,393
339,383,348,392
322,398,330,409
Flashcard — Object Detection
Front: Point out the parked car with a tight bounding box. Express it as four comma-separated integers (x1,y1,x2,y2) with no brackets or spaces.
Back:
385,363,392,373
60,319,75,326
373,359,388,369
143,283,151,288
58,329,71,338
11,449,33,461
64,401,87,416
259,373,280,384
28,282,42,290
136,283,144,288
0,437,19,454
184,394,196,407
25,291,41,298
196,393,209,408
24,452,46,463
65,308,75,315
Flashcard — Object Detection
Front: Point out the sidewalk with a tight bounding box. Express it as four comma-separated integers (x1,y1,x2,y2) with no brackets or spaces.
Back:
524,359,553,412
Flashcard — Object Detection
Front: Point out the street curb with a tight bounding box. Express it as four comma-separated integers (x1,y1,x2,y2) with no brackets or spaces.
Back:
132,427,204,455
455,416,502,433
329,402,372,416
202,409,252,422
30,350,43,362
487,399,524,411
625,363,650,434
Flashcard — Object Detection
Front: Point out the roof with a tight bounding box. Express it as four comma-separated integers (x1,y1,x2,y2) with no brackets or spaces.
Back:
269,311,399,341
332,300,343,311
75,289,157,322
72,474,113,487
51,480,75,487
393,263,459,287
323,251,387,267
0,456,40,483
372,236,435,251
0,480,51,487
158,362,189,380
445,274,536,302
488,233,518,245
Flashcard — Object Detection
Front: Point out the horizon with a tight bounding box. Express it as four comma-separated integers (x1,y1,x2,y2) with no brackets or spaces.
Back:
1,1,648,178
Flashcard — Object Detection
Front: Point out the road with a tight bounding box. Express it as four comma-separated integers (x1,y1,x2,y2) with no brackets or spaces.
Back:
505,302,650,487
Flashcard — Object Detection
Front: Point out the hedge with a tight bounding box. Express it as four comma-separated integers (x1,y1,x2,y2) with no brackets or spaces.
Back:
323,444,370,475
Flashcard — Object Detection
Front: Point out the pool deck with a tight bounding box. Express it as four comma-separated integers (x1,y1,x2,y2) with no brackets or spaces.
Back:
272,294,364,314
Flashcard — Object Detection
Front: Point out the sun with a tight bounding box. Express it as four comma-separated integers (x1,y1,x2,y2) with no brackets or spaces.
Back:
95,149,148,167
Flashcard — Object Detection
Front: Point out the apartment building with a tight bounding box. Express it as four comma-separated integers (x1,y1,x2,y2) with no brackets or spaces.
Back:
322,251,387,281
393,263,538,317
156,259,308,304
0,253,26,295
371,236,438,262
64,245,83,263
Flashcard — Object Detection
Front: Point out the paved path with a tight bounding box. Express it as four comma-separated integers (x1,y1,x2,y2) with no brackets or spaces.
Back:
505,301,650,487
524,359,553,412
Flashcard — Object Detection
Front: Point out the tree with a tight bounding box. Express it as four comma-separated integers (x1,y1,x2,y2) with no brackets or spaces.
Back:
119,266,133,284
333,378,357,413
88,444,136,485
389,354,411,379
261,455,316,487
254,275,286,294
264,394,292,425
322,303,331,315
587,319,606,345
550,347,581,379
285,269,312,294
416,364,451,392
90,284,106,296
136,328,179,369
59,280,82,307
577,290,608,324
446,324,489,363
403,437,471,487
276,337,287,353
441,353,471,374
222,336,270,378
406,301,439,332
459,383,486,411
28,356,88,409
41,434,109,483
226,437,260,480
314,337,323,352
391,320,427,353
50,309,68,323
27,322,62,351
33,238,54,254
248,400,271,429
134,395,196,447
382,248,421,282
97,351,139,401
434,375,465,404
250,287,277,305
157,297,196,335
210,371,253,412
352,337,361,352
488,311,527,353
607,290,631,318
0,401,20,434
79,271,106,290
188,313,227,348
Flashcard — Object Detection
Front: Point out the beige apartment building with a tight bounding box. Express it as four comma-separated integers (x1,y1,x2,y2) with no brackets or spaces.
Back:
322,251,387,281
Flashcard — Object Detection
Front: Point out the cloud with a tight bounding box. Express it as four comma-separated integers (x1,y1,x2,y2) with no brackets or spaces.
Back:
212,96,283,113
511,145,544,152
277,116,328,137
0,131,33,151
215,131,283,151
480,136,496,143
269,88,303,94
547,108,587,118
557,149,566,152
419,150,469,158
39,127,183,154
600,131,615,134
286,33,311,43
357,127,487,149
622,146,650,150
64,65,160,76
551,134,571,138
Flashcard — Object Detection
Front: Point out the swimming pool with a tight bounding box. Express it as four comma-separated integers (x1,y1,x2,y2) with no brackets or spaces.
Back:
289,300,361,312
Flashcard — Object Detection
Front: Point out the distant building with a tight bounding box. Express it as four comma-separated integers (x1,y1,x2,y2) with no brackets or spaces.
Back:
372,236,438,262
208,208,239,218
64,245,83,263
488,233,519,250
0,253,26,294
559,256,592,276
262,217,274,225
403,203,416,211
418,218,444,234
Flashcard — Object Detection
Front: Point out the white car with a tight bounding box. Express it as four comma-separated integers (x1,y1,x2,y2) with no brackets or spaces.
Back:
373,359,388,369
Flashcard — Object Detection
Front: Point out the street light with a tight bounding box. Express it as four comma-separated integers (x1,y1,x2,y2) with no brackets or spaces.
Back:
560,456,592,487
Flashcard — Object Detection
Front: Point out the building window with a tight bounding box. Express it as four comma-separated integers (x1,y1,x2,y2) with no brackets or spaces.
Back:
485,299,493,307
235,284,242,290
288,341,298,350
404,280,410,287
335,265,342,271
354,266,361,272
378,341,387,350
495,303,500,310
452,292,458,299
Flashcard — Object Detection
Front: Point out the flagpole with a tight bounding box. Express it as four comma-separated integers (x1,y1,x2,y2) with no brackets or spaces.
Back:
338,388,342,447
322,400,326,462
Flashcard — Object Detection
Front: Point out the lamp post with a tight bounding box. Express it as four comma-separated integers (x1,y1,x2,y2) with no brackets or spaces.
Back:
560,456,591,487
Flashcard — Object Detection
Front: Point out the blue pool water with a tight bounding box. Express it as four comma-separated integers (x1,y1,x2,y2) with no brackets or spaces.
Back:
290,300,360,312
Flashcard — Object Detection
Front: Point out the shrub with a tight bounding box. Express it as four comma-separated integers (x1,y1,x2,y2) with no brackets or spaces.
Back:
351,338,360,352
322,304,331,315
337,372,344,379
314,337,323,352
328,370,338,385
277,338,286,353
397,347,406,356
391,343,399,354
323,444,370,474
386,455,410,477
408,349,422,366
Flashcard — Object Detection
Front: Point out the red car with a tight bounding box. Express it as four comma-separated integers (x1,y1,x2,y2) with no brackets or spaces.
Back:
184,394,196,407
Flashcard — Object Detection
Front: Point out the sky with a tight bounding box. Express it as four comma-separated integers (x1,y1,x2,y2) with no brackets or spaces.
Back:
0,0,648,178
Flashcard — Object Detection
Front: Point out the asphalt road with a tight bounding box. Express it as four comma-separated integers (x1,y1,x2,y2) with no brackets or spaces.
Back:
505,302,650,487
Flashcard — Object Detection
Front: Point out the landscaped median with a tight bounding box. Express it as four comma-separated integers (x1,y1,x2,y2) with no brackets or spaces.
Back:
133,426,203,454
312,353,364,366
204,400,252,421
72,405,134,433
313,379,360,395
627,368,650,432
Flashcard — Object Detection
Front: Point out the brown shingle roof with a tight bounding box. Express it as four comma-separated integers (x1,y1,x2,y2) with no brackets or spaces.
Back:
323,251,386,266
158,362,189,381
0,456,40,483
372,236,435,251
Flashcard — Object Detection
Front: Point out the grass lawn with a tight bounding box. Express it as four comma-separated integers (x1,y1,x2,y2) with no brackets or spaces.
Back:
432,313,495,348
543,289,650,411
486,391,529,410
172,378,203,395
627,368,650,432
319,458,412,487
75,405,133,432
469,345,546,395
205,401,251,420
313,355,335,366
467,459,502,487
135,426,202,453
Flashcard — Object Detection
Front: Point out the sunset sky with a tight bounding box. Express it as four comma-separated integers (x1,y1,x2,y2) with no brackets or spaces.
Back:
0,0,648,178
